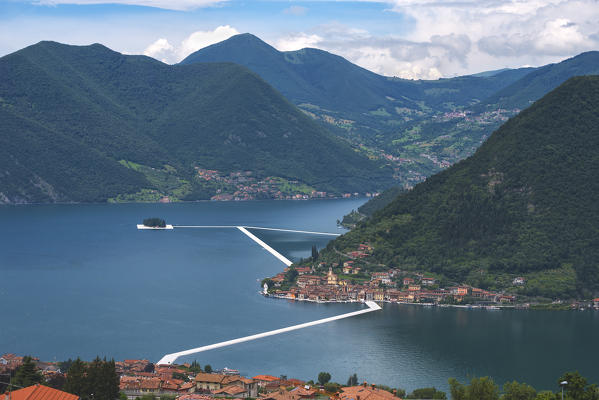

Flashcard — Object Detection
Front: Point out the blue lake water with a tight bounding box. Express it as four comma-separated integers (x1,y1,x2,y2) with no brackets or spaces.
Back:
1,199,598,393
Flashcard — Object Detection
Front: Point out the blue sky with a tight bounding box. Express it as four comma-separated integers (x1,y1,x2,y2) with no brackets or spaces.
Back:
1,0,598,79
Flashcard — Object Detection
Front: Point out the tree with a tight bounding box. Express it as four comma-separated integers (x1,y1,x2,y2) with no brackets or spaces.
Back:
143,218,166,228
12,356,44,388
502,381,537,400
143,363,155,373
98,358,120,400
534,392,557,400
449,377,498,400
557,372,599,400
558,372,587,400
59,359,74,374
347,374,358,386
189,361,202,373
467,377,499,400
449,378,466,400
204,365,212,374
324,383,341,393
318,372,331,386
64,358,87,397
312,245,319,261
408,387,447,399
47,374,67,390
86,357,103,399
172,372,189,382
285,267,298,283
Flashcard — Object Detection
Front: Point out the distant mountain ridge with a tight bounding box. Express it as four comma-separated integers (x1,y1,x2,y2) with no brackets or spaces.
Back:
323,76,599,299
182,34,599,187
181,33,534,112
480,51,599,109
0,41,393,204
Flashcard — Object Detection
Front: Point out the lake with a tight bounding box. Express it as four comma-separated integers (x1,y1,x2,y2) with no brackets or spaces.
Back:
1,200,598,393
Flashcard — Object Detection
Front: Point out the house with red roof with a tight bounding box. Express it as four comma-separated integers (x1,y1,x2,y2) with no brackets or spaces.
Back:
3,384,78,400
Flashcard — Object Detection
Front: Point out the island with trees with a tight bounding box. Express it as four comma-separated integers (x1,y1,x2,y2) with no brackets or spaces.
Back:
137,218,173,230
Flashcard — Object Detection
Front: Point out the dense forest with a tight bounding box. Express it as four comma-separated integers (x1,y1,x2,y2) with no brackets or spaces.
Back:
323,77,599,299
0,41,394,203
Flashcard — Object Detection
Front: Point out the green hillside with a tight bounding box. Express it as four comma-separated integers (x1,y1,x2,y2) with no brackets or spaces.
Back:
322,76,599,299
481,51,599,109
0,41,394,203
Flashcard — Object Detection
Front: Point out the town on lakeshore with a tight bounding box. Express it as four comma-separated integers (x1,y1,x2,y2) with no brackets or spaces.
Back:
262,243,599,310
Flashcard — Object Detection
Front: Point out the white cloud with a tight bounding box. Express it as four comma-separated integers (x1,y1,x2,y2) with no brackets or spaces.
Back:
33,0,226,11
283,5,308,16
177,25,239,59
143,25,239,63
276,32,322,51
269,0,599,79
143,38,173,62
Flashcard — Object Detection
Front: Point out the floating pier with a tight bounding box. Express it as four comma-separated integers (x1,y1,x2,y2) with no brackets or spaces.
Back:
156,301,381,365
236,226,293,266
136,224,174,230
138,222,382,365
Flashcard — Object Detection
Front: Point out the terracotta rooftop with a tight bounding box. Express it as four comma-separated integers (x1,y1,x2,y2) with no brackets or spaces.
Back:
340,385,401,400
213,385,247,396
252,375,280,382
195,373,228,384
5,385,79,400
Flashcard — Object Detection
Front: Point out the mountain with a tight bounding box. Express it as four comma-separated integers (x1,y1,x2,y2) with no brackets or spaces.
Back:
180,33,541,183
321,76,599,299
181,33,533,113
0,41,394,204
481,51,599,109
182,33,412,113
182,34,599,192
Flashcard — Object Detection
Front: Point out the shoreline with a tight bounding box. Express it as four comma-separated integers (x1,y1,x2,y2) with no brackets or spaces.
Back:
261,292,523,310
0,196,370,207
262,293,599,311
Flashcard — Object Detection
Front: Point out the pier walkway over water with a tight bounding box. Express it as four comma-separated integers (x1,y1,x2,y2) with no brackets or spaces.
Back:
169,225,341,266
137,223,381,365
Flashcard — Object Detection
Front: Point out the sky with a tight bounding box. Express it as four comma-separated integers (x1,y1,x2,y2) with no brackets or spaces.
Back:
1,0,598,79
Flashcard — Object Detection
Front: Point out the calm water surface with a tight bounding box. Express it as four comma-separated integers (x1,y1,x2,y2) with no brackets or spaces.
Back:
1,200,598,392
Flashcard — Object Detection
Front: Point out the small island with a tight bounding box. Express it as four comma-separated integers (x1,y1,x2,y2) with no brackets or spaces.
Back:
136,217,173,230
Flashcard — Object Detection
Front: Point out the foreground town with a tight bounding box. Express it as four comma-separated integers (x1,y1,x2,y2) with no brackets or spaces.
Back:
0,353,407,400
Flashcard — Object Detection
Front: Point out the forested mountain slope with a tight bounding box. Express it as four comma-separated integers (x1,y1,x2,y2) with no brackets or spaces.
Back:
324,76,599,298
0,41,394,203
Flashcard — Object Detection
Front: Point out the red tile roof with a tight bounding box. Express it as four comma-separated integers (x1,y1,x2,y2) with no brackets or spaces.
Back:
252,375,279,382
5,385,79,400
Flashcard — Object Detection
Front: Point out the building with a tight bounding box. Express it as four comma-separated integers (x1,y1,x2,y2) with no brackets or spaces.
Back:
195,373,227,391
340,384,401,400
253,375,280,387
408,285,421,292
513,277,526,285
421,277,436,286
4,385,78,400
194,373,257,397
262,388,303,400
403,278,414,286
327,267,338,286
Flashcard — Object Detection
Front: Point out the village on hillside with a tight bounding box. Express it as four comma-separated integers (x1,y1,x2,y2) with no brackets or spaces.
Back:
263,244,599,310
